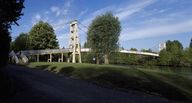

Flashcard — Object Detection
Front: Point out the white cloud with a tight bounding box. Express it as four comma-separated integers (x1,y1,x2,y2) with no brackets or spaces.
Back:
120,20,192,41
35,14,41,20
64,0,71,8
139,18,174,26
30,0,74,48
80,0,156,27
49,0,73,31
32,0,73,25
115,0,156,21
30,0,192,49
78,0,157,46
78,9,88,19
51,6,61,17
80,6,114,26
92,6,113,16
57,34,69,40
57,33,70,48
52,19,68,31
31,13,42,25
31,12,51,25
61,0,72,16
76,0,191,43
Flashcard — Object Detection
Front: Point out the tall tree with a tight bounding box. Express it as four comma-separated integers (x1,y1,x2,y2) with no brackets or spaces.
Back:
29,21,59,50
87,12,121,64
83,42,89,48
190,38,192,48
159,40,183,66
0,0,24,67
141,48,152,52
0,0,24,102
130,48,137,51
182,48,192,66
12,33,29,52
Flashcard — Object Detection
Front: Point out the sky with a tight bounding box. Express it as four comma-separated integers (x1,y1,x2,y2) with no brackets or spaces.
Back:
11,0,192,51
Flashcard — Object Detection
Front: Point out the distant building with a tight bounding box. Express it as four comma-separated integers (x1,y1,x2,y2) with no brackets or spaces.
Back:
158,42,166,52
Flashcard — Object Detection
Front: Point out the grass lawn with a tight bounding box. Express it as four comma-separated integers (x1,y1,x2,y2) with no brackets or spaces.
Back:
26,62,192,102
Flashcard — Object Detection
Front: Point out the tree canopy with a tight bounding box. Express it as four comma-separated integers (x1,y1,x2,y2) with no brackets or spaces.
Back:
130,48,137,51
159,40,183,66
190,38,192,48
29,21,59,50
0,0,24,102
11,33,29,52
87,12,121,64
0,0,24,29
0,0,24,67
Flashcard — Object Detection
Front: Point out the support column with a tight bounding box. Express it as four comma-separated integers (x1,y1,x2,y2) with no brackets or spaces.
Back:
37,54,39,62
67,53,70,63
50,53,52,62
61,53,63,62
78,44,82,63
72,52,76,63
79,54,82,63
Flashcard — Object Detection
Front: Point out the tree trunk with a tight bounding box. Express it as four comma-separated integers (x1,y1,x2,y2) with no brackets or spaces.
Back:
96,54,99,64
104,54,109,64
0,27,11,102
0,28,10,67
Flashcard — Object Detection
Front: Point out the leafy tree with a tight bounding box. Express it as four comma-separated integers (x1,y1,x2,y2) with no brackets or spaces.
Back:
0,0,24,67
11,33,30,52
83,41,89,48
130,48,137,51
182,48,192,66
29,21,59,50
190,38,192,48
159,40,183,66
159,49,171,65
179,39,192,66
166,40,183,51
0,0,24,29
141,48,152,52
0,0,24,102
87,12,121,64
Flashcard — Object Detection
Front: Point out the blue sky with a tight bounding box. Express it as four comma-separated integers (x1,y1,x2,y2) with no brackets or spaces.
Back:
11,0,192,50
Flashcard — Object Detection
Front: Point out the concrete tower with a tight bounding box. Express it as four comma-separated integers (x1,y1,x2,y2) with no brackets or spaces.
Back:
158,42,166,52
69,20,82,63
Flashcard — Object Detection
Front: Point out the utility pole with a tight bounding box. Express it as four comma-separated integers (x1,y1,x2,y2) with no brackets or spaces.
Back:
69,20,82,63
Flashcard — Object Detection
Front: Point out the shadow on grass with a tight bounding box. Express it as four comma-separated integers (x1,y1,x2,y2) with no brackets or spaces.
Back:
58,66,75,77
35,65,50,71
136,70,187,101
31,64,190,101
50,66,57,71
72,68,105,79
87,70,188,101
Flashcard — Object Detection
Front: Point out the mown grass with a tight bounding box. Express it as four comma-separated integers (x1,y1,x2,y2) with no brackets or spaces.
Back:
27,62,192,102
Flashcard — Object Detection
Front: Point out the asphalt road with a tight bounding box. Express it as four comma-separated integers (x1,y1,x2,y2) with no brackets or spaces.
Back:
4,65,178,103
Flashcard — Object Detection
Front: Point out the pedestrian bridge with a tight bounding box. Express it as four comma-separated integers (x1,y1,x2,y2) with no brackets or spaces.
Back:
120,50,159,57
9,20,162,63
10,48,159,64
21,48,159,57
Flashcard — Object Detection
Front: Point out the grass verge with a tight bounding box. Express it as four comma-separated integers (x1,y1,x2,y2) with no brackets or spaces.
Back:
26,62,192,102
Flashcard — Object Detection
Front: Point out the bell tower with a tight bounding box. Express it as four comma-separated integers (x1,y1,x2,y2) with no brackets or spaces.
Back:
69,20,82,63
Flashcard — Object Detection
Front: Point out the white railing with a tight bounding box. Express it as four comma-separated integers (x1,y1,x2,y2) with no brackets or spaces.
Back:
20,48,159,57
21,48,71,55
120,50,159,57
